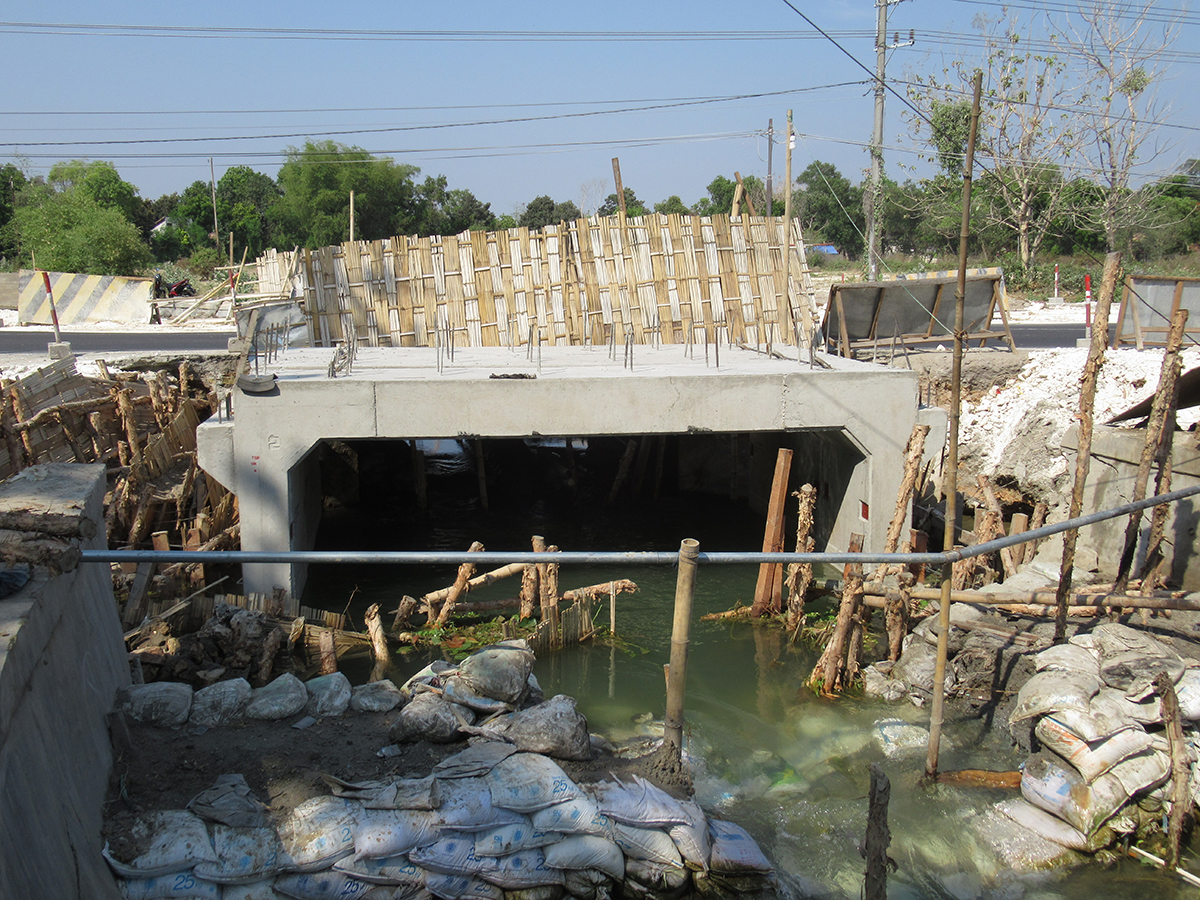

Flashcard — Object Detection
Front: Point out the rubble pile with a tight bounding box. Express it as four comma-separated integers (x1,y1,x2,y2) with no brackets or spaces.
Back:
105,640,776,900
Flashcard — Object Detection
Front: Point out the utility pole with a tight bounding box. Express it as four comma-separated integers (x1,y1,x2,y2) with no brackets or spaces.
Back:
865,1,913,281
766,118,774,217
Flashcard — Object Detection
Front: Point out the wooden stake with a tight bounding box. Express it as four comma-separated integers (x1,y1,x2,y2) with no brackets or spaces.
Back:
1053,251,1122,644
785,483,816,637
318,629,338,674
365,602,390,681
664,539,700,757
977,474,1018,577
752,448,793,616
435,541,484,626
1155,672,1192,870
1008,512,1030,566
810,532,864,694
864,763,892,900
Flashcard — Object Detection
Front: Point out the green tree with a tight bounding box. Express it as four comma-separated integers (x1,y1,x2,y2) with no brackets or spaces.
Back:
693,176,737,216
598,188,647,217
217,166,282,258
415,176,495,235
47,160,140,221
271,141,422,248
654,195,691,216
794,162,864,257
518,196,580,230
0,163,28,263
7,187,151,275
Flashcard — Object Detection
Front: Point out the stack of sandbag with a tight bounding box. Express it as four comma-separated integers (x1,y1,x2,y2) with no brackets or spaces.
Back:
103,743,774,900
1000,623,1198,852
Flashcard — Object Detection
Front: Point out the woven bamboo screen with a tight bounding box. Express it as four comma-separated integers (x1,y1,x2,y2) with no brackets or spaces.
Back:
255,213,817,349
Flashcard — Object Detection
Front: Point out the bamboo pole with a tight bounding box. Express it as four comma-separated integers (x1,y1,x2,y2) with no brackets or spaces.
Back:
1114,308,1188,593
1053,251,1122,643
927,70,981,781
664,538,700,757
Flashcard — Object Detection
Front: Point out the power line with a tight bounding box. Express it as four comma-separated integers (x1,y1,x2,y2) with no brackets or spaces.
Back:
946,0,1200,29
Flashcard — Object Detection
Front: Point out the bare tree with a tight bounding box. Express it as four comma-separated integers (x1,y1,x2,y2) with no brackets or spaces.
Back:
1066,1,1180,252
906,11,1087,268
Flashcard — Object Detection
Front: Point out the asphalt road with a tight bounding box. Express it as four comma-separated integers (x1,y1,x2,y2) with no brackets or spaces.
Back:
0,330,233,355
1008,323,1118,349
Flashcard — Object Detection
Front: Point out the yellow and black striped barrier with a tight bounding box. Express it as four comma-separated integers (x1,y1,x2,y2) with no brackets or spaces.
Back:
17,270,152,326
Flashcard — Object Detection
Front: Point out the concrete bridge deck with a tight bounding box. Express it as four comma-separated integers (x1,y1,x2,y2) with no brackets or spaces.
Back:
198,345,942,599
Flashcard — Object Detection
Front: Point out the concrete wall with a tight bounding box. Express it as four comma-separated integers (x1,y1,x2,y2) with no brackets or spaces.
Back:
0,464,127,900
1064,425,1200,589
198,347,925,597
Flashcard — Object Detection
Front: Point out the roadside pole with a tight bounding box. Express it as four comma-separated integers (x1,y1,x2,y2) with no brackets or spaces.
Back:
41,271,71,360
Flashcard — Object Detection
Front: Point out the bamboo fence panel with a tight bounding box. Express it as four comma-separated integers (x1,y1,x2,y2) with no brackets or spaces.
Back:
257,214,817,350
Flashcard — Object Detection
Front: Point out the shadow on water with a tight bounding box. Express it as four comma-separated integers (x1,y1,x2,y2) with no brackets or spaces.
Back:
300,445,1187,900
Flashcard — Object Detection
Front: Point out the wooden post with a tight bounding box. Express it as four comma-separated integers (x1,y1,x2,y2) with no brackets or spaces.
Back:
611,158,626,216
435,541,484,627
751,448,793,616
318,630,338,674
785,483,816,637
1052,251,1121,643
731,181,744,219
884,425,931,553
734,172,758,216
519,553,539,621
391,595,418,631
1155,672,1191,870
349,190,355,242
664,539,700,757
1114,307,1188,593
365,603,390,681
977,474,1017,577
1008,512,1030,566
864,763,891,900
809,532,864,693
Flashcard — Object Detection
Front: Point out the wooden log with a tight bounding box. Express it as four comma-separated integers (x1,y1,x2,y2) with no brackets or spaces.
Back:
422,562,526,605
13,394,118,431
435,541,484,626
122,561,155,627
318,629,338,674
860,582,1200,612
977,474,1018,577
909,528,928,583
884,585,909,662
0,390,25,474
885,425,930,553
0,509,96,539
0,531,81,572
448,580,639,614
256,626,286,687
116,388,142,463
365,603,390,680
785,483,816,637
9,387,36,465
1008,513,1030,566
519,557,539,621
809,532,864,694
391,595,418,631
864,763,892,900
161,525,239,577
751,447,793,616
1156,671,1191,870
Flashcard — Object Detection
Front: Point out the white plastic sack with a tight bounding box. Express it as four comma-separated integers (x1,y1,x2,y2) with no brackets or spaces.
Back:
873,719,937,758
218,881,278,900
1108,748,1171,798
996,797,1095,852
474,817,558,857
487,753,580,812
444,675,517,714
305,672,352,717
500,886,560,900
390,691,474,743
1096,686,1162,725
245,674,308,720
530,795,610,836
192,825,292,884
189,678,251,728
1100,650,1184,697
1049,694,1137,742
350,679,407,713
273,871,375,899
1009,671,1100,724
1090,622,1177,660
426,872,505,900
457,642,536,703
411,835,500,877
707,820,772,875
437,776,521,830
543,835,625,880
277,796,358,871
610,822,683,866
465,695,591,761
624,857,691,893
1175,669,1200,721
333,853,428,887
1033,644,1099,676
667,800,710,871
117,871,221,900
591,776,689,828
435,742,519,779
354,809,440,859
479,848,565,890
563,868,613,900
120,683,193,727
1021,751,1128,835
103,810,219,879
1035,717,1152,783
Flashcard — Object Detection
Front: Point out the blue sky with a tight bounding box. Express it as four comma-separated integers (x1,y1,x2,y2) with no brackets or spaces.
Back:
2,0,1197,218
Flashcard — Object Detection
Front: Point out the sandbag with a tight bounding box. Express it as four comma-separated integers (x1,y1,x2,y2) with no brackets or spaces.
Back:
464,695,591,761
610,822,683,866
1034,716,1152,783
119,683,193,727
474,816,557,857
1108,748,1171,798
390,692,474,743
502,886,562,900
189,678,251,728
322,773,441,810
1021,751,1128,835
411,835,501,877
1048,693,1138,743
117,871,221,900
245,673,308,720
562,868,613,900
103,810,219,879
274,871,376,899
219,881,279,900
591,776,689,828
1095,686,1162,725
425,872,505,900
277,796,358,871
530,795,610,836
478,848,565,889
457,641,536,703
305,672,352,717
350,679,407,713
193,825,292,884
624,857,691,894
487,753,580,812
544,835,625,880
1009,671,1100,724
1100,650,1184,698
1033,644,1099,676
333,853,428,886
438,776,523,831
1090,622,1177,660
435,741,519,779
707,820,772,875
354,809,440,859
667,800,710,871
996,797,1096,852
1175,668,1200,720
443,675,517,714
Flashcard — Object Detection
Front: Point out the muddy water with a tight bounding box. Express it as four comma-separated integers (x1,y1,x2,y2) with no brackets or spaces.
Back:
302,459,1185,900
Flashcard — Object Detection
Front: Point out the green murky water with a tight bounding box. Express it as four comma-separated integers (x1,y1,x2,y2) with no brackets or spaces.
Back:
301,451,1192,900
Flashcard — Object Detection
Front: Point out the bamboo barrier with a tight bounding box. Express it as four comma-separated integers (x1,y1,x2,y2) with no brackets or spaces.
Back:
256,214,819,350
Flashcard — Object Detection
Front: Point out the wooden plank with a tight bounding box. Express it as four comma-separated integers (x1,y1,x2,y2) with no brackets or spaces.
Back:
751,448,793,615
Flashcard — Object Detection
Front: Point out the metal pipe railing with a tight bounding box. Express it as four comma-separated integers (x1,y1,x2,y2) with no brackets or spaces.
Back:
78,483,1200,568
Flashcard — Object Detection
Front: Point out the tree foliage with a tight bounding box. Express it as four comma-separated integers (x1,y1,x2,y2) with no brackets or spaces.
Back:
518,195,580,230
794,162,864,257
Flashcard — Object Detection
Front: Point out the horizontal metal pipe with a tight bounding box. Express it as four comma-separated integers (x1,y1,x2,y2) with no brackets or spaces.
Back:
79,483,1200,568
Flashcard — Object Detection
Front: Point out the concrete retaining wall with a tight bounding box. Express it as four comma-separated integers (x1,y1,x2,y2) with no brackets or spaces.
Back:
0,464,128,900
